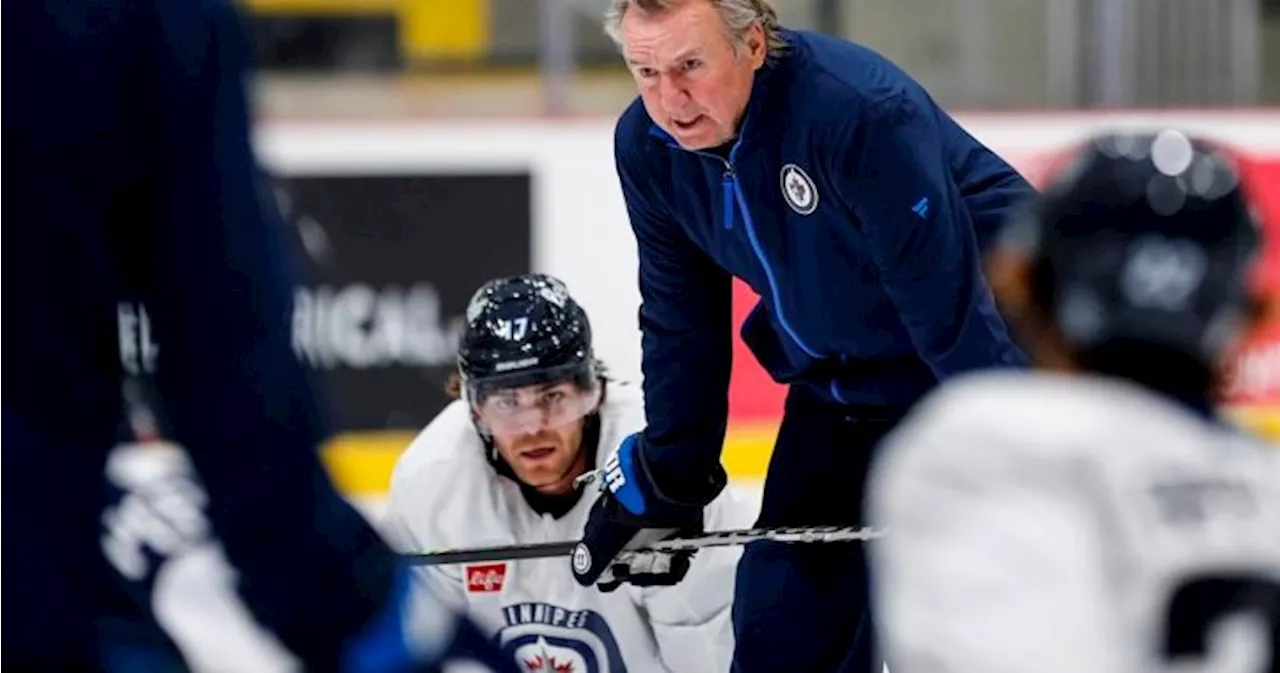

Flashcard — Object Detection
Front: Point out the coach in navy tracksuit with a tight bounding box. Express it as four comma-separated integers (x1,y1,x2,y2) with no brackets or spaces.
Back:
570,1,1032,671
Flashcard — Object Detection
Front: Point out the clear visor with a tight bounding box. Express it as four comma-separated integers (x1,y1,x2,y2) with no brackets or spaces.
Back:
470,378,602,436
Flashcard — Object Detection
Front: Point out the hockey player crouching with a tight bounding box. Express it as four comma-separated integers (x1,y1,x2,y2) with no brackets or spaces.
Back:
384,273,754,673
867,131,1280,672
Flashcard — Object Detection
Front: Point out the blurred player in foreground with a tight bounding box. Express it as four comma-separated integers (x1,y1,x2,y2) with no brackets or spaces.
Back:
99,423,301,672
573,1,1033,670
385,273,754,672
5,1,501,669
868,130,1280,673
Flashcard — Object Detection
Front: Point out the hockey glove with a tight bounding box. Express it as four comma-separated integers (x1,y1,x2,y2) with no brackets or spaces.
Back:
571,433,726,592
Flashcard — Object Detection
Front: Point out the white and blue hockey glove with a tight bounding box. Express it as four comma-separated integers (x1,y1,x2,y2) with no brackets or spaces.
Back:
570,433,726,592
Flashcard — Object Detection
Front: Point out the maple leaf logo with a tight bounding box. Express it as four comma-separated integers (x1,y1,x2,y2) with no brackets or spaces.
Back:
522,655,574,672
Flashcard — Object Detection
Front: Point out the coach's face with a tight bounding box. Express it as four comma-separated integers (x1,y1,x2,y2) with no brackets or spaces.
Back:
621,0,766,150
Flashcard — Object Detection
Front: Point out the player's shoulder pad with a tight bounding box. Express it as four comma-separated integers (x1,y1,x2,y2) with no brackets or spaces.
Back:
389,399,490,498
387,400,516,548
895,372,1087,434
881,370,1216,468
895,370,1088,437
595,380,647,452
870,372,1065,513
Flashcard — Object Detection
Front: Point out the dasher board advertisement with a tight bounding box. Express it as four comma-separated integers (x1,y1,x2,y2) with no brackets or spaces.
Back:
274,173,532,432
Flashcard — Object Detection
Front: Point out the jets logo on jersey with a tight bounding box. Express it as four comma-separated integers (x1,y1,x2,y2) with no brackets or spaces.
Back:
780,164,819,215
466,562,509,593
1121,235,1207,311
499,603,627,673
518,637,579,673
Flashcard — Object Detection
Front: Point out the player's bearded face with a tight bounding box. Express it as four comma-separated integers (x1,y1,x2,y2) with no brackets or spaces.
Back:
620,0,767,150
478,380,600,495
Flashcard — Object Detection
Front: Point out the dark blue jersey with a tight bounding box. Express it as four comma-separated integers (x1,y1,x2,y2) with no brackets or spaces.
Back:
4,0,395,665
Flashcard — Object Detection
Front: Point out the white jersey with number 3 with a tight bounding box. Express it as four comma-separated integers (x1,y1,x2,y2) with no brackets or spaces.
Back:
382,381,754,673
868,372,1280,673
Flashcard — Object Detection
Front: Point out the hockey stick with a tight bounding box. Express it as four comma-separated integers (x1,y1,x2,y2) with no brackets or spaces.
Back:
399,525,885,566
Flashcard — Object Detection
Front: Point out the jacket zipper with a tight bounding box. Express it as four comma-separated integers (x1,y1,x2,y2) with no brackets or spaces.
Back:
721,171,735,230
712,153,822,361
655,120,847,401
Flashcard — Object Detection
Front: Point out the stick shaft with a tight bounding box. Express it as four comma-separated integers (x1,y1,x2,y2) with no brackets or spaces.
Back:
399,525,884,567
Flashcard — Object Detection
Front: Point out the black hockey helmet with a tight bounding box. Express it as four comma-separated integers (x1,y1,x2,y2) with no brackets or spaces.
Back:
458,273,597,403
996,129,1261,366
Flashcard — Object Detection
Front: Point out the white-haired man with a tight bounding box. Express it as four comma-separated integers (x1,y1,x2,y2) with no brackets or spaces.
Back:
569,1,1035,671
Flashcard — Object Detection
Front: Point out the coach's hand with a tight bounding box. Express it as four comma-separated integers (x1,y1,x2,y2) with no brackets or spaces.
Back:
571,433,725,592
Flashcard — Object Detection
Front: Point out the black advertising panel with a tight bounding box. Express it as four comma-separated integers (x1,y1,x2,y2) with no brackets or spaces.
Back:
274,173,532,432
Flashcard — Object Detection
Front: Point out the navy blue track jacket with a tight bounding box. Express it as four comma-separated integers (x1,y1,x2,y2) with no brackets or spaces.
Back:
5,0,394,665
615,30,1032,486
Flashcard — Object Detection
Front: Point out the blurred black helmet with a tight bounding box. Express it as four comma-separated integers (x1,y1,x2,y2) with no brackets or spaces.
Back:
998,129,1261,366
458,273,596,400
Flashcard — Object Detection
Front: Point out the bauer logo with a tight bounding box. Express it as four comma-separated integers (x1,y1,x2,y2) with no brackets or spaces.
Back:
465,563,509,593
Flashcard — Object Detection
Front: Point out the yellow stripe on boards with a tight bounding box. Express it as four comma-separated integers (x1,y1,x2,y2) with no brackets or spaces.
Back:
320,423,781,499
401,0,489,60
1224,405,1280,443
240,0,490,60
321,432,415,498
242,0,401,15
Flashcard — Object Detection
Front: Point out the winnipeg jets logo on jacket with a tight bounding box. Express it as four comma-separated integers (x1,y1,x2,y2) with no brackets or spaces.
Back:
780,164,818,215
384,382,754,673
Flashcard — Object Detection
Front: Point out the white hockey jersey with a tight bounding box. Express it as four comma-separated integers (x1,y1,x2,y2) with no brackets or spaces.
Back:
867,372,1280,673
383,381,756,673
